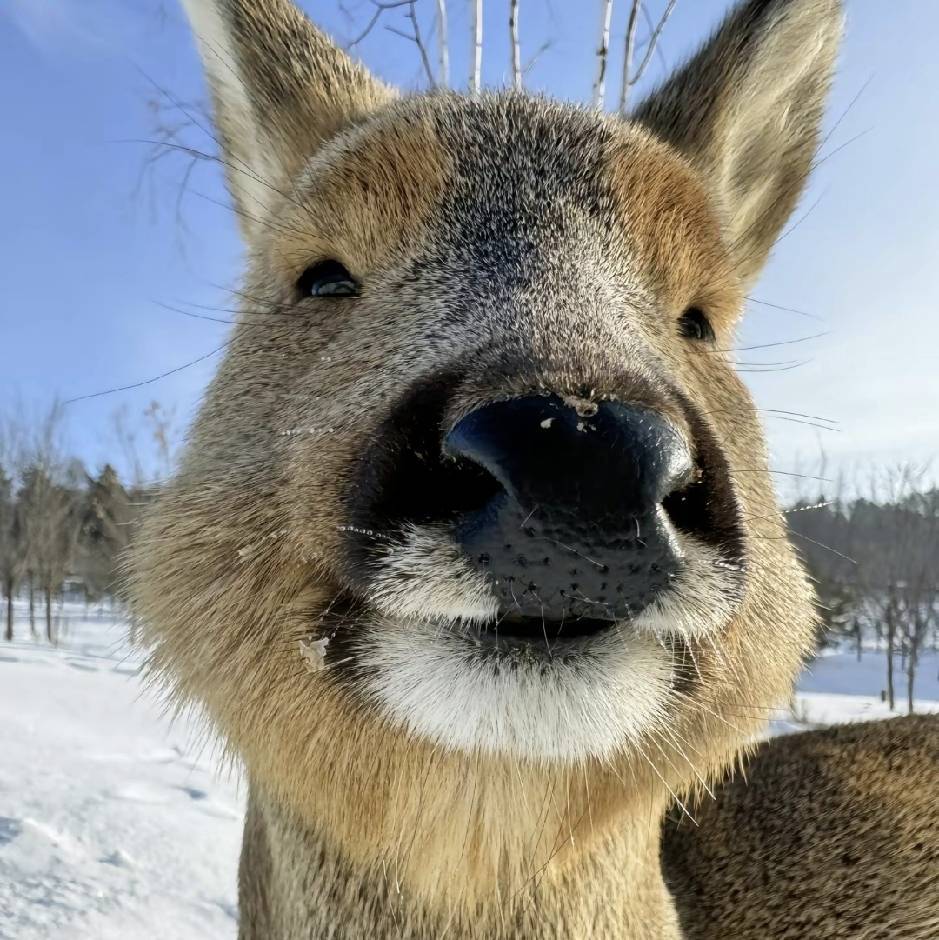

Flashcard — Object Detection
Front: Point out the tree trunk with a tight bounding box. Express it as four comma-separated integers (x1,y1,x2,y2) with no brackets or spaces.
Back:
854,620,862,661
45,585,54,646
886,613,896,711
907,643,916,715
28,577,36,637
4,580,13,643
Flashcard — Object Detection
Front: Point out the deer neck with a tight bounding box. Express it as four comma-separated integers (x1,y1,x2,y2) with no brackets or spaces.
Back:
239,778,682,939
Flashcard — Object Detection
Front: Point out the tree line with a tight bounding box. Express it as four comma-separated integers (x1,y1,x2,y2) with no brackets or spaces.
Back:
789,465,939,714
0,404,169,644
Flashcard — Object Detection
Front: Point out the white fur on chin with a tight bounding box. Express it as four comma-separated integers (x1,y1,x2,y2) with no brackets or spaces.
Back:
356,523,739,762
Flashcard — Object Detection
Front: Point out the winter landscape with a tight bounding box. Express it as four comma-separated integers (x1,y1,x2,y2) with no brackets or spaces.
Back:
1,600,937,940
3,0,939,936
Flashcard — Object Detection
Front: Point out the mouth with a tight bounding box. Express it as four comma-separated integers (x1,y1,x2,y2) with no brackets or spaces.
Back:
338,586,685,762
456,610,621,653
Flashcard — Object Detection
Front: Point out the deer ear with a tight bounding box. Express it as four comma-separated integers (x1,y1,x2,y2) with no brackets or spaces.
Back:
181,0,395,242
633,0,842,287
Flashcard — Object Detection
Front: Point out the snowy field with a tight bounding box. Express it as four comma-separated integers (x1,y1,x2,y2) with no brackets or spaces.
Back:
0,607,242,940
1,604,937,939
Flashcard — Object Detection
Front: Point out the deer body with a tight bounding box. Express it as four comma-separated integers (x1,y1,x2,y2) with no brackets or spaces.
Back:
129,1,938,937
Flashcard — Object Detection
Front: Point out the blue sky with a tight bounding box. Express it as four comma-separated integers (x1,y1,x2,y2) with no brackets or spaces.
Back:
2,0,937,492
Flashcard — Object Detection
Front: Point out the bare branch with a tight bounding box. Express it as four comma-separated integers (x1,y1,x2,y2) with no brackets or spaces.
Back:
435,0,450,88
618,1,642,114
591,0,615,109
347,0,413,49
405,2,437,87
620,0,677,113
630,0,676,87
522,38,554,76
470,0,483,94
638,1,669,77
509,0,522,91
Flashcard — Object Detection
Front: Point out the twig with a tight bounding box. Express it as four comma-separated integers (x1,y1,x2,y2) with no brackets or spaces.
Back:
522,38,553,76
618,1,642,113
592,0,615,108
631,0,676,87
620,0,677,113
406,2,436,87
347,0,413,49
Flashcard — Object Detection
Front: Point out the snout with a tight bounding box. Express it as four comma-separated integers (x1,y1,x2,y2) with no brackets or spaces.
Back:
443,396,693,625
345,373,744,645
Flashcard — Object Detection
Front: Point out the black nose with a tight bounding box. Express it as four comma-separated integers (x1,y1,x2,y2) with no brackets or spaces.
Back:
443,395,693,625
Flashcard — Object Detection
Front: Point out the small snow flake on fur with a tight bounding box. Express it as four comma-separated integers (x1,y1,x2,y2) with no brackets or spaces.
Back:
236,528,288,560
299,636,330,672
280,427,336,437
562,395,598,417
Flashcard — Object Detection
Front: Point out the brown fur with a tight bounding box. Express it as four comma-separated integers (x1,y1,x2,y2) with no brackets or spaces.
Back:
128,0,937,937
664,716,939,939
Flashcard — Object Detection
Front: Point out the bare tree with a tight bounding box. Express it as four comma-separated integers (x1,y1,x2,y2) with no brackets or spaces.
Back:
469,0,483,94
0,418,23,641
509,0,521,91
16,406,80,645
852,464,938,713
619,1,641,113
111,406,146,490
0,466,16,642
896,486,939,712
619,0,677,113
592,0,615,109
142,400,178,484
110,401,179,489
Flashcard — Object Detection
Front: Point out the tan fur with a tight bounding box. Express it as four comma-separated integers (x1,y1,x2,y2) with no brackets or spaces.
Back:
128,0,936,937
606,132,741,322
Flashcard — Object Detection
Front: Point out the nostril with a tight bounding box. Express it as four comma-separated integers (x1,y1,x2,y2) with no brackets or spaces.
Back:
443,453,506,518
445,395,693,520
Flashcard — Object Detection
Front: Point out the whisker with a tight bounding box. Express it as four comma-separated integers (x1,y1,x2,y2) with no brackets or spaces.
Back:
745,297,825,321
64,342,229,405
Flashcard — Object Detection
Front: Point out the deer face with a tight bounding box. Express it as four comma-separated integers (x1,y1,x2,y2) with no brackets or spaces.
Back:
133,0,840,782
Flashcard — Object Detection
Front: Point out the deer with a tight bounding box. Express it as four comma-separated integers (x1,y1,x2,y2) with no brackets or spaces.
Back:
128,0,939,936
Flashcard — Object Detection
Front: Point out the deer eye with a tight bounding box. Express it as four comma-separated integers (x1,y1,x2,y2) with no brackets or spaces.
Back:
297,260,359,298
678,308,715,342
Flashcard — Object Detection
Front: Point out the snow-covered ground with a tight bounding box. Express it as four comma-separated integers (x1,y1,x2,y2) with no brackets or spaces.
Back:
0,606,242,940
1,604,937,939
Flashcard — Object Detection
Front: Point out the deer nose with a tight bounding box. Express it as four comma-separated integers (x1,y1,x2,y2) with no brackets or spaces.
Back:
443,395,693,624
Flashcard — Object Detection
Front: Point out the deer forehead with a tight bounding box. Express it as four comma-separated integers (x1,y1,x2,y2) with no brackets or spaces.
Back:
265,96,739,320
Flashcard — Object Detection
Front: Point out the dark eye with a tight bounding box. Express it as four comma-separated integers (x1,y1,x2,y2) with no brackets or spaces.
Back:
678,307,715,342
297,260,359,298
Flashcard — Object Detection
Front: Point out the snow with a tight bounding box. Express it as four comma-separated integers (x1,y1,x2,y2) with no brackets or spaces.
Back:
1,605,937,939
0,606,242,940
769,646,939,735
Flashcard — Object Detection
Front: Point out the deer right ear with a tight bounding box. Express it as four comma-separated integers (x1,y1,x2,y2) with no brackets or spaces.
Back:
181,0,395,243
633,0,842,287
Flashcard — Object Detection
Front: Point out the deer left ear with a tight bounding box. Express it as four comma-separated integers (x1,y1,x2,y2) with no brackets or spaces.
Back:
181,0,395,243
633,0,843,287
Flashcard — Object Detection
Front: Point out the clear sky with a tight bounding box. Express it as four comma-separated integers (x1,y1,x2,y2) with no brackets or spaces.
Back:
2,0,938,493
